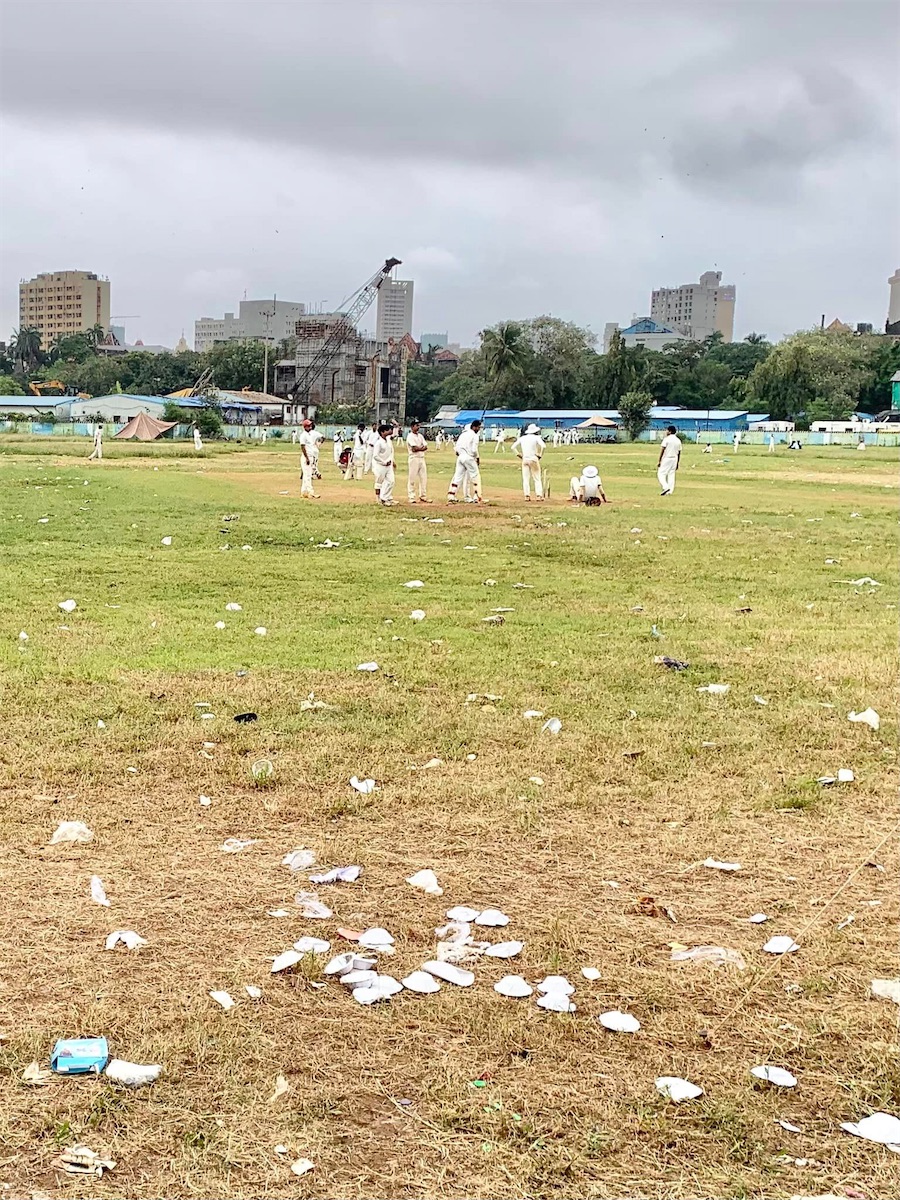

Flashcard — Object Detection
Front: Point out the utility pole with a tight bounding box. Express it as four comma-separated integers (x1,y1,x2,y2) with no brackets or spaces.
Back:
262,295,276,395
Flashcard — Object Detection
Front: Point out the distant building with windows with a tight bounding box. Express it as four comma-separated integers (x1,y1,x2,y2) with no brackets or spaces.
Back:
650,270,735,342
194,299,306,352
19,270,110,348
603,318,687,353
375,278,414,341
420,331,448,352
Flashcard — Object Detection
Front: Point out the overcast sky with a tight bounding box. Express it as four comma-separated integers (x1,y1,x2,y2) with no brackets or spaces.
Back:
1,0,897,350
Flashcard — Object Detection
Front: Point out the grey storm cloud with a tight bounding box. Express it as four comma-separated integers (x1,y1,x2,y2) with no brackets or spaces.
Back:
0,0,897,347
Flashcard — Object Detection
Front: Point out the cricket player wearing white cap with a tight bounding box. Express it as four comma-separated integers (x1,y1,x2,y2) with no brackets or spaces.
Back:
569,465,608,505
510,423,546,500
448,420,483,503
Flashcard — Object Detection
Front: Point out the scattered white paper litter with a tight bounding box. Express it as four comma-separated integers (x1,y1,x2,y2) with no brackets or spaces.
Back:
446,905,480,921
523,709,544,719
404,580,425,589
763,935,800,955
349,776,376,794
671,945,747,969
847,577,881,587
840,1111,900,1150
161,536,172,546
754,695,769,705
290,1158,315,1177
599,1011,640,1033
352,975,403,1004
775,1118,802,1133
751,1065,797,1088
105,1060,162,1087
409,609,426,621
209,989,236,1010
282,848,316,871
267,909,290,918
420,757,444,769
18,631,28,642
698,684,730,695
254,626,267,636
837,768,854,782
538,976,574,996
90,876,110,907
271,950,304,973
251,758,274,780
293,936,330,954
494,975,533,998
358,927,395,948
356,662,379,672
214,621,226,630
749,913,769,924
656,1076,703,1102
848,708,880,731
340,969,378,988
484,941,523,958
220,837,258,853
245,985,263,999
105,929,147,951
58,599,77,613
406,868,443,895
23,1061,54,1086
870,979,900,1005
703,858,741,872
537,991,575,1012
225,602,242,611
541,717,562,734
581,966,601,981
49,820,93,845
294,892,333,919
422,960,475,986
309,866,360,884
323,952,356,976
402,970,442,994
474,909,510,927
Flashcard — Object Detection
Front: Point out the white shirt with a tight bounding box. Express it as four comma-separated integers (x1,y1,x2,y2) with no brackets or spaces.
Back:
299,430,320,458
659,433,681,465
406,431,427,455
579,472,601,499
365,429,379,447
511,432,545,461
373,435,394,467
353,430,365,452
456,427,480,458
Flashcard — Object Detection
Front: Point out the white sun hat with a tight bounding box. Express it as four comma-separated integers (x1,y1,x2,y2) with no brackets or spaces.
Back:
582,465,599,478
525,424,541,434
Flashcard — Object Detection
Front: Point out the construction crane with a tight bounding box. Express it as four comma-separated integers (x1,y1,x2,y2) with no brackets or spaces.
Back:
288,257,401,408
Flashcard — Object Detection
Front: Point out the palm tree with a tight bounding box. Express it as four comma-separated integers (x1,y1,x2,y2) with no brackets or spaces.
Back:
745,332,767,345
87,323,106,347
10,326,43,373
481,321,530,405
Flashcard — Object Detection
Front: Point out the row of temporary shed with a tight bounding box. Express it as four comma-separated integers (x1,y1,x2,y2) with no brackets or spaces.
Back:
433,406,772,433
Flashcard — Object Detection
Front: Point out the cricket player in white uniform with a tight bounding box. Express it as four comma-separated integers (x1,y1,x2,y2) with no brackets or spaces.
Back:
373,424,396,505
406,420,430,503
192,424,203,451
298,418,320,499
88,423,104,461
569,464,608,505
493,428,507,453
347,423,366,479
511,423,546,500
657,425,682,495
448,420,483,503
333,429,344,466
363,424,378,475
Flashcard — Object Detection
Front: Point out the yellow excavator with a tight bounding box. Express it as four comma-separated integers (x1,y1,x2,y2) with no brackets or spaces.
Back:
28,380,91,399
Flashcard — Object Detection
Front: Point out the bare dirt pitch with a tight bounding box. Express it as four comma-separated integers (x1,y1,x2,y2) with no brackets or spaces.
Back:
1,440,897,1199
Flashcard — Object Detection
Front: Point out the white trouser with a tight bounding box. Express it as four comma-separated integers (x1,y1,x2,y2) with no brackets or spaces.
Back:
374,462,395,502
363,445,375,475
769,441,775,453
494,439,504,453
333,442,342,464
301,458,316,496
347,448,364,479
657,463,677,493
89,443,102,461
569,476,582,500
407,454,427,500
521,458,543,498
448,454,480,499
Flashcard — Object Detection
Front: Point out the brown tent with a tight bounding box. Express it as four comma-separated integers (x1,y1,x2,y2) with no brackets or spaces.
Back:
114,412,178,440
576,414,618,428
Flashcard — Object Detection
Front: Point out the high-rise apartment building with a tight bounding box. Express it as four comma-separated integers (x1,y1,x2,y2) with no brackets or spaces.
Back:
194,298,306,352
19,270,110,347
375,278,414,341
886,268,900,334
650,270,735,342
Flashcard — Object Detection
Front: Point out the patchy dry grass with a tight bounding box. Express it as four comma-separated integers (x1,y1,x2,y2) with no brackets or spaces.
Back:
0,439,897,1198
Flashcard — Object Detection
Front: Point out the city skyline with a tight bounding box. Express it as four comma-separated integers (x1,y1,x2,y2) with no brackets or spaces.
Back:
1,1,897,349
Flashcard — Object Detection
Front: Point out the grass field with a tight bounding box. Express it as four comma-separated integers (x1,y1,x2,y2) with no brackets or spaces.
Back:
1,436,897,1199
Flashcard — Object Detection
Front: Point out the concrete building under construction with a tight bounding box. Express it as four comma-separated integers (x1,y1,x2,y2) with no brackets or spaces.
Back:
273,312,407,423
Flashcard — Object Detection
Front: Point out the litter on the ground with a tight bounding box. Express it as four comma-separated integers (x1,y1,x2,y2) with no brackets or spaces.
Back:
410,609,426,620
220,837,259,853
245,985,263,999
474,909,510,927
837,768,854,782
523,709,544,719
51,1145,116,1178
90,876,110,906
754,695,769,705
349,775,376,794
105,1059,162,1087
161,536,172,546
749,913,769,924
355,927,393,949
446,905,480,921
23,1061,54,1086
698,683,730,694
654,655,689,670
870,979,900,1004
599,1011,640,1033
751,1065,797,1088
352,974,403,1004
423,960,475,986
271,950,304,973
656,1076,703,1102
58,599,78,613
839,1111,900,1150
420,757,444,769
406,868,443,895
214,621,226,629
199,794,212,807
581,966,601,981
703,858,741,872
836,914,855,930
537,991,575,1012
233,711,258,723
294,892,333,919
847,708,880,731
254,626,267,636
269,1074,290,1103
541,717,562,734
51,1037,109,1074
282,848,316,871
340,969,378,987
529,775,544,785
290,1158,315,1177
671,945,747,970
484,941,523,958
846,577,881,586
404,580,425,588
209,990,236,1010
494,975,533,998
49,820,93,845
310,866,360,884
225,602,242,611
402,970,442,993
105,930,147,951
763,935,800,955
538,975,574,996
356,662,379,672
776,1118,802,1133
